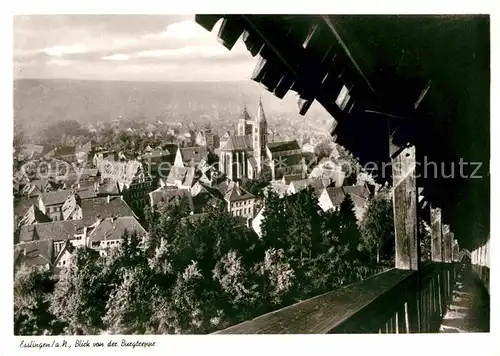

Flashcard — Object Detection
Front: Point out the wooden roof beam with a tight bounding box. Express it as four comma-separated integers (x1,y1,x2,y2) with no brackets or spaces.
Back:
321,16,377,95
239,16,351,121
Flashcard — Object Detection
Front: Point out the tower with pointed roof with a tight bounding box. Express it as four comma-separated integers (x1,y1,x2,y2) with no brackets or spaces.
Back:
237,105,253,136
252,98,268,174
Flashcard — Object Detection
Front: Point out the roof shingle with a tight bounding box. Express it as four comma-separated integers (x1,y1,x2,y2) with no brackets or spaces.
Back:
220,136,252,151
89,217,146,242
19,220,85,243
80,197,136,226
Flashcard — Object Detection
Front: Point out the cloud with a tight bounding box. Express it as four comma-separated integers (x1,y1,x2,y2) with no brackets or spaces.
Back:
102,53,131,61
14,15,257,82
146,20,214,41
46,59,73,66
43,44,88,57
136,45,230,59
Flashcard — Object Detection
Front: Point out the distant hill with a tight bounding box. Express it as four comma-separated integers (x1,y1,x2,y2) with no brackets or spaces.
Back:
13,79,334,138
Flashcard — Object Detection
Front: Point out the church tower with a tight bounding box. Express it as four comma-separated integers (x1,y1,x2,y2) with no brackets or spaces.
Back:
237,105,252,136
252,98,268,175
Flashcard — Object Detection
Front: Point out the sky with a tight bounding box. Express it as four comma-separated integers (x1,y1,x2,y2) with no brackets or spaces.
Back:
13,15,257,81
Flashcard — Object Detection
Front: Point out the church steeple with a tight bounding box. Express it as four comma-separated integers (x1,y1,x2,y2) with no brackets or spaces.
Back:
256,96,267,123
241,104,251,121
252,98,268,177
237,104,253,136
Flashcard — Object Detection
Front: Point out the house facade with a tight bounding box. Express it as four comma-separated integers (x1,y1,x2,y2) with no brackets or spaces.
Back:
38,190,73,221
224,182,258,219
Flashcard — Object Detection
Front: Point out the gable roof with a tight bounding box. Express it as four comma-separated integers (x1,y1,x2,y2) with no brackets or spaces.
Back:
192,184,224,211
19,144,44,157
322,185,370,209
342,185,370,209
342,184,371,200
149,188,194,211
220,135,252,151
99,160,142,185
76,141,92,155
80,197,136,226
98,180,121,195
282,174,306,185
265,181,289,197
88,217,147,242
18,204,51,226
19,220,85,243
267,140,301,153
323,187,347,206
273,153,306,167
21,179,62,197
179,146,208,163
62,193,81,221
290,178,325,193
224,182,255,202
73,187,97,200
53,241,75,266
14,197,39,218
14,239,54,269
166,166,199,187
55,146,76,157
39,189,72,206
240,105,252,121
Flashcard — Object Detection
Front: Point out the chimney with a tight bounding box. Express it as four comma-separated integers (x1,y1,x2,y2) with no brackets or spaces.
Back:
107,195,110,203
22,248,27,256
120,195,124,201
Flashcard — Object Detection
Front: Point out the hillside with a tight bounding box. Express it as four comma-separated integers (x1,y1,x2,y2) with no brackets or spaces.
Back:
14,79,334,140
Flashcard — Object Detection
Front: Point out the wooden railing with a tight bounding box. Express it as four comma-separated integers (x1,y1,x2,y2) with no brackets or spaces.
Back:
472,265,490,294
213,260,463,334
471,240,490,294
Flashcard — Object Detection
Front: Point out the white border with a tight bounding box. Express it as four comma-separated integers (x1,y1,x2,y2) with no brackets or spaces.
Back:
2,1,498,356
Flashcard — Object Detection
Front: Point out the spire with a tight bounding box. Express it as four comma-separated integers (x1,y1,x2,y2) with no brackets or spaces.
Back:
256,97,267,123
240,104,251,121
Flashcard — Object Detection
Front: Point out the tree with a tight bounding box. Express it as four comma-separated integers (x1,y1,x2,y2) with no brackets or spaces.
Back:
240,171,272,197
314,141,333,161
49,248,107,334
260,190,290,251
360,194,394,265
14,266,63,335
285,187,323,262
213,250,260,321
161,260,217,334
103,266,157,334
337,194,362,259
253,248,295,307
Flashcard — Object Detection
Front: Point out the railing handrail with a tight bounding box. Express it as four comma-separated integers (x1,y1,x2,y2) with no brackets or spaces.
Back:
212,268,414,334
213,261,463,334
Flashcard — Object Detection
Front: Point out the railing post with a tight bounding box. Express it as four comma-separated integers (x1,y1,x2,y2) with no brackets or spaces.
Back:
391,144,420,333
430,206,446,321
453,240,459,262
430,206,443,262
442,225,452,263
442,226,454,308
391,145,419,270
